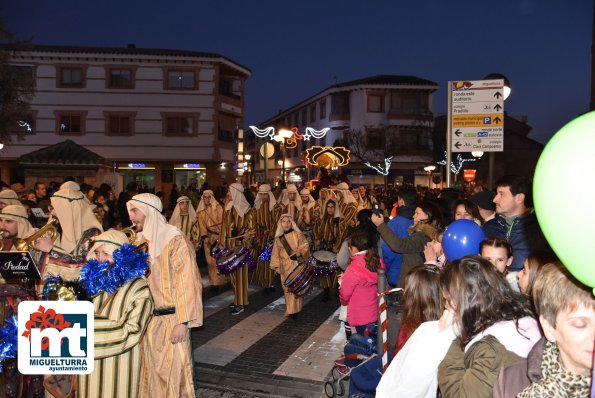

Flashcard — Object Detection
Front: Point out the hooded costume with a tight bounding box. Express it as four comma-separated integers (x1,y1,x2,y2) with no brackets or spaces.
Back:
169,196,198,243
252,184,281,289
196,190,226,287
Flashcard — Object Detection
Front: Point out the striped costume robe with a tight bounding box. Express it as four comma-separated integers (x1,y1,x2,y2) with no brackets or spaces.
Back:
338,201,358,240
139,235,203,398
171,214,199,244
313,215,342,289
197,204,226,286
78,278,153,398
270,230,310,316
219,207,255,306
252,201,281,288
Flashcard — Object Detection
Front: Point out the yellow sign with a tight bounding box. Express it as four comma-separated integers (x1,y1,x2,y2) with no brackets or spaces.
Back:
452,114,503,128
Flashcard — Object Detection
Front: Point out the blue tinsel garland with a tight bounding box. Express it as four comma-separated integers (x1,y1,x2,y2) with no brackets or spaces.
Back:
80,243,149,297
259,244,272,262
0,315,18,373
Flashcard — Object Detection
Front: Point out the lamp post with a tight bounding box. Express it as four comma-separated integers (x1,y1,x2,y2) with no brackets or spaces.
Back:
245,154,251,185
274,128,293,183
424,165,436,188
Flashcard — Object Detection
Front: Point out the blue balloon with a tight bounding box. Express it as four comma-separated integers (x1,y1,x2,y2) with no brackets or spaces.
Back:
442,219,486,261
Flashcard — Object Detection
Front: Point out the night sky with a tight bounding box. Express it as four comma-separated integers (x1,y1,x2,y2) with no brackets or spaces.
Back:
2,0,592,144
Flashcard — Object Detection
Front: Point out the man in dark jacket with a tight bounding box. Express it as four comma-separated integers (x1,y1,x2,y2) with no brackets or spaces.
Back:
381,187,417,286
482,175,550,273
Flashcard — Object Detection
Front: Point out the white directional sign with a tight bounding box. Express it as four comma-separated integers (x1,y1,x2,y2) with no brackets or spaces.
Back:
449,79,504,152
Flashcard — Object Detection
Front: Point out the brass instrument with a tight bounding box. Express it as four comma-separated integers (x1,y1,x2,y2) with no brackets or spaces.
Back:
13,219,59,251
120,226,137,244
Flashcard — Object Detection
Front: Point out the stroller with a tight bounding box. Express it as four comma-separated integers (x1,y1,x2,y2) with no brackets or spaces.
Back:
325,285,403,398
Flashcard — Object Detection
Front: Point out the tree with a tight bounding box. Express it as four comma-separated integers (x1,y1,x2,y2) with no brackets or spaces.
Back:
345,125,399,176
0,18,34,145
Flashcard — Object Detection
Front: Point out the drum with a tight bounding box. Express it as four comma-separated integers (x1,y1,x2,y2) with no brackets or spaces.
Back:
283,261,316,297
215,246,256,275
308,250,339,276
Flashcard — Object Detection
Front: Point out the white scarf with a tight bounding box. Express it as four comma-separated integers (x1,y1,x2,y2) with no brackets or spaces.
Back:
300,189,316,211
280,184,302,208
275,213,302,237
225,182,251,218
196,190,221,213
254,184,277,211
86,229,128,260
0,205,32,237
169,195,197,227
336,182,357,204
127,193,182,258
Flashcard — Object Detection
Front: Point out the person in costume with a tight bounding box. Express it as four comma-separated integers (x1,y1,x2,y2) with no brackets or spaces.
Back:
0,205,44,398
279,184,302,224
127,193,203,398
335,182,359,233
34,187,103,284
252,184,281,293
0,190,21,210
77,230,153,398
298,188,318,249
313,198,343,301
196,190,226,291
358,185,377,210
219,183,255,316
270,214,310,319
169,196,199,245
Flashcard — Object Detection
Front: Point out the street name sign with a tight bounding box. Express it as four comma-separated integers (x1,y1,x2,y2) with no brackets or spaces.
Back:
449,79,504,152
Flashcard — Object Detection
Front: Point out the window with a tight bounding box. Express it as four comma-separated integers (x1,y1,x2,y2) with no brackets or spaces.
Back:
400,130,419,149
57,66,85,88
367,93,384,113
166,69,196,90
218,113,237,142
161,113,198,136
219,76,241,99
331,93,349,116
104,112,135,135
55,112,86,135
107,68,134,89
310,104,316,123
10,65,34,87
391,91,428,113
320,100,326,119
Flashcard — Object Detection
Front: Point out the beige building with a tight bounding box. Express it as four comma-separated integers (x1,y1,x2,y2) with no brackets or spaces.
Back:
248,75,438,186
1,44,250,193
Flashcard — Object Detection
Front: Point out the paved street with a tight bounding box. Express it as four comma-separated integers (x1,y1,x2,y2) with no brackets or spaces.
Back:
192,269,345,397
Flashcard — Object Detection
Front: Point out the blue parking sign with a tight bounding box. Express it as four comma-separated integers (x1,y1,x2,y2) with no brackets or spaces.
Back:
483,117,492,124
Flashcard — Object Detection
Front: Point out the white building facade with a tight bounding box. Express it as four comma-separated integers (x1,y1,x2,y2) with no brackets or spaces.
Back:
2,44,250,192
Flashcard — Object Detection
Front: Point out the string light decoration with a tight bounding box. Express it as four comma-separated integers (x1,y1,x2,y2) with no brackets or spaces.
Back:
437,151,477,175
302,127,330,141
249,126,275,139
364,157,393,176
18,121,32,132
249,126,330,142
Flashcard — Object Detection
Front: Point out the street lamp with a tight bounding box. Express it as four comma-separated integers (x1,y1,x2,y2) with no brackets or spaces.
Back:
245,154,252,185
274,128,293,183
424,165,436,188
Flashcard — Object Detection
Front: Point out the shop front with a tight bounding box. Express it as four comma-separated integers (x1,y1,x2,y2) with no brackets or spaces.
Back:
174,163,207,190
117,162,157,190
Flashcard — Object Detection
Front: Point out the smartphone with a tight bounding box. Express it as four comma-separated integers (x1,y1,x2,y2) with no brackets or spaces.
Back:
372,203,381,217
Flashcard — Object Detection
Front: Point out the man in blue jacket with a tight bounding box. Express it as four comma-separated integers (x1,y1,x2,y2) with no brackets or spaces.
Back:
381,187,418,286
483,175,551,274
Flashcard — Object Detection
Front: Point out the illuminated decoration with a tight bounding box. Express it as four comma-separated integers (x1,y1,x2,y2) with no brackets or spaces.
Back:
249,126,330,143
365,157,393,176
18,121,32,132
305,146,351,168
249,126,275,139
303,127,330,141
128,163,146,168
437,151,477,175
182,163,202,168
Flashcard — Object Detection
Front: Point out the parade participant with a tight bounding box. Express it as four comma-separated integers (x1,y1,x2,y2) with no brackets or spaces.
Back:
77,230,153,398
279,183,302,223
219,182,255,315
252,184,280,293
316,187,332,213
298,188,318,248
270,213,310,319
358,185,377,210
169,196,199,245
0,205,44,398
127,193,203,398
335,182,358,232
0,189,21,209
197,190,226,291
313,198,343,301
351,188,365,212
34,187,103,283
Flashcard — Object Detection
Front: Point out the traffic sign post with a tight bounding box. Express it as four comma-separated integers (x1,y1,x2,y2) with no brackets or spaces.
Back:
446,79,504,187
450,79,505,153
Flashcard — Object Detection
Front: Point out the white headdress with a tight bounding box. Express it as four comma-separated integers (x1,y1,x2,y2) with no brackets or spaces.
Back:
225,183,251,217
254,184,277,211
300,189,316,210
86,229,128,261
196,190,221,212
127,193,181,258
275,213,302,237
169,195,197,227
336,182,357,204
280,184,302,208
0,205,32,238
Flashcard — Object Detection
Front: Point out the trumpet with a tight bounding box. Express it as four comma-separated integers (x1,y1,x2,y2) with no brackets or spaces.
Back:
13,219,59,251
120,226,137,244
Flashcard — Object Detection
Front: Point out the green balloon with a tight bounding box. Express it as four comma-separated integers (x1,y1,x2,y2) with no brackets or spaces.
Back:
534,111,595,290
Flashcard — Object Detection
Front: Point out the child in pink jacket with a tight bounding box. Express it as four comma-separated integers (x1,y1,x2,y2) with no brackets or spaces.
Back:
339,232,385,335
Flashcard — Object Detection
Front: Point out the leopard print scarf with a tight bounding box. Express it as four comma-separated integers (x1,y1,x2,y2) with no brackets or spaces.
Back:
517,341,591,397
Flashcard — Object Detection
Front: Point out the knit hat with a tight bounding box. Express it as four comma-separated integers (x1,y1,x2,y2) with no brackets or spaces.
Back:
471,191,496,211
